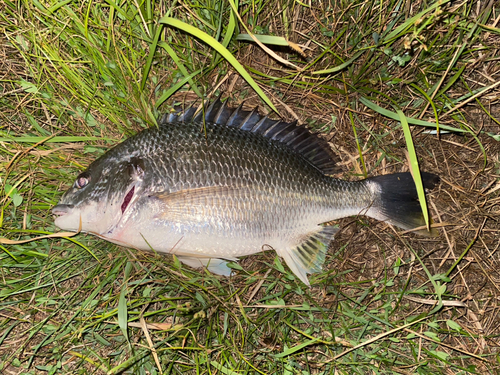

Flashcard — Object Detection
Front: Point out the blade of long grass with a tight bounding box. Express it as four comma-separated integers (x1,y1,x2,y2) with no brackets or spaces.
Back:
348,108,367,177
479,24,500,34
159,16,278,113
118,261,132,345
434,64,467,100
334,315,431,360
0,244,17,261
396,109,430,231
383,0,453,43
236,33,307,56
210,360,241,375
274,337,321,358
236,33,288,46
423,21,479,115
443,79,500,117
410,83,440,136
221,2,237,48
141,28,203,98
360,97,465,133
226,0,300,70
154,68,202,108
312,50,365,75
0,136,113,143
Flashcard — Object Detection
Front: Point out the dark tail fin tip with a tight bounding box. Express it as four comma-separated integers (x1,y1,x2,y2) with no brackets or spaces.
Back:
368,172,440,236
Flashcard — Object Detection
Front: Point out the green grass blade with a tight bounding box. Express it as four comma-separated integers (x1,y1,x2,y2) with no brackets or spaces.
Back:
274,337,321,358
158,41,203,98
0,136,112,143
383,0,453,43
221,2,237,48
406,244,444,314
360,97,465,133
0,244,18,261
226,0,300,70
236,34,289,46
435,64,467,100
479,24,500,34
312,50,365,75
154,68,202,109
107,351,150,374
142,28,203,99
396,109,430,231
410,83,440,135
349,109,367,177
159,16,278,113
210,360,241,375
140,27,162,91
118,262,132,344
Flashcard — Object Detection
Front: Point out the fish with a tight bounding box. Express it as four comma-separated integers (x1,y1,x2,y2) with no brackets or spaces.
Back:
52,97,439,285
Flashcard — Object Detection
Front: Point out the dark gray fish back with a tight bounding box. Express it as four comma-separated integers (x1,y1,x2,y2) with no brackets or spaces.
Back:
159,97,338,175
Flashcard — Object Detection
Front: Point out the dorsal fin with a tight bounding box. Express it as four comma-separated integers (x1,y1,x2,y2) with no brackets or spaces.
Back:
160,97,339,175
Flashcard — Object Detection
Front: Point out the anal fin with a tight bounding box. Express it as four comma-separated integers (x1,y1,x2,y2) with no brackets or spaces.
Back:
279,226,339,286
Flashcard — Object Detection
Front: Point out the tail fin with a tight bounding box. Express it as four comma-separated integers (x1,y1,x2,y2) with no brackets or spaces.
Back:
366,172,440,236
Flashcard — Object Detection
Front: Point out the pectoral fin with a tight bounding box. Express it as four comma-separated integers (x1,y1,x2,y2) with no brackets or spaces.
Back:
151,186,247,221
278,226,339,286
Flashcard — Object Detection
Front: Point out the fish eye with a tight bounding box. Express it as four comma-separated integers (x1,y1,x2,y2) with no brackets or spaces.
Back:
75,174,90,189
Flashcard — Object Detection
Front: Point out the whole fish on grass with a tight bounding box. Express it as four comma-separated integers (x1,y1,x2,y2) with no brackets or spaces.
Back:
52,97,439,285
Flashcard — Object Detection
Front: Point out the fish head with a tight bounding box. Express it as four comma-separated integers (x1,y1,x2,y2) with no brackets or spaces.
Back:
52,154,145,235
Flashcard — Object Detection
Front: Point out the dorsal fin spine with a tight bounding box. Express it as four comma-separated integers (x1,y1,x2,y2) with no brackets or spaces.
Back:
205,98,219,120
162,96,338,175
214,101,228,123
262,121,283,137
233,108,259,130
204,97,222,123
240,108,257,129
192,104,204,122
227,103,245,127
252,116,278,134
248,116,269,132
290,134,314,150
270,122,296,140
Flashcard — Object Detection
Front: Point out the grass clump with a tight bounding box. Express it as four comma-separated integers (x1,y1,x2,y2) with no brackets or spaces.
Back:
1,0,500,374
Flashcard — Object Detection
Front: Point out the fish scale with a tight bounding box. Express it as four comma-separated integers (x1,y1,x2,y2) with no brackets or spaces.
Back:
52,97,439,285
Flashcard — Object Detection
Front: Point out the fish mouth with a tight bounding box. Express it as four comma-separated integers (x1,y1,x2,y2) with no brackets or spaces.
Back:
52,204,74,216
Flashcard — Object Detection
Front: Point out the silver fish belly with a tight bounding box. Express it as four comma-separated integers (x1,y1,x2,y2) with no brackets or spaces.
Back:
52,98,438,285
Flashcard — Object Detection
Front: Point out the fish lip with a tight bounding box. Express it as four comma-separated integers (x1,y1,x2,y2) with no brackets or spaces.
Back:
52,204,74,216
